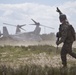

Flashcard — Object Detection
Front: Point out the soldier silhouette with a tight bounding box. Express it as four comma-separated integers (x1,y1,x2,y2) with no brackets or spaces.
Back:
56,7,76,67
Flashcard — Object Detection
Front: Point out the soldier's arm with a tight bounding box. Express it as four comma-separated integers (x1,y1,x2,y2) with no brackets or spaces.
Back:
56,25,62,45
56,25,61,38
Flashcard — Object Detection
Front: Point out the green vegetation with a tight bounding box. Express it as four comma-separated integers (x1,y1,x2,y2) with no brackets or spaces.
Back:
0,64,76,75
0,45,76,75
0,45,58,61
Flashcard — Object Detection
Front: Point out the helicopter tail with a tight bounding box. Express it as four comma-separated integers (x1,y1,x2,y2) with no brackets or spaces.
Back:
3,26,9,37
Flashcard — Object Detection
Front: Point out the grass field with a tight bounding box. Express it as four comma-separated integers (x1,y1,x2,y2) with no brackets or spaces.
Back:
0,45,76,75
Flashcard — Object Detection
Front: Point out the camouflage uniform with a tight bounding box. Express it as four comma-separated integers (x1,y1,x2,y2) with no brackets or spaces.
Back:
57,21,76,67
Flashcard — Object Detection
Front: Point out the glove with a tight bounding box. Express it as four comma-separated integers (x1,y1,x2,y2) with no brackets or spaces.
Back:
56,32,59,37
56,32,61,38
56,40,60,45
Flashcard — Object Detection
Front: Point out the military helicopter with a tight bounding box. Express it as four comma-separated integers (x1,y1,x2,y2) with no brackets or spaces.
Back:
2,22,42,41
30,19,54,29
1,19,54,41
29,18,54,34
3,23,26,34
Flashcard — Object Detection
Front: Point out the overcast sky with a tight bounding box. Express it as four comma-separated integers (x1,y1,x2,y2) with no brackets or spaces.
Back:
0,0,76,34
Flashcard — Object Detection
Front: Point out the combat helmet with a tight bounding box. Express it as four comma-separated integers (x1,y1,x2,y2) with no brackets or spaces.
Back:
59,14,67,22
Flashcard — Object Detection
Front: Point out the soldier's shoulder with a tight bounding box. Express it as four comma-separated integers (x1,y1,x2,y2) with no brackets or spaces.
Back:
61,24,69,31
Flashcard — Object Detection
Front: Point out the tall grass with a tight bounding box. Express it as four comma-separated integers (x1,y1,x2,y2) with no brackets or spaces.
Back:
0,64,76,75
0,45,76,75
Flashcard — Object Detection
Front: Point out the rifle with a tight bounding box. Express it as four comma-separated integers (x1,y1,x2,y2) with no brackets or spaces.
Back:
56,32,60,50
56,7,63,15
57,37,59,50
56,7,63,50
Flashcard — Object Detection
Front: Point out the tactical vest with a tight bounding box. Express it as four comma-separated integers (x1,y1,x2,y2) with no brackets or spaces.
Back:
59,24,75,43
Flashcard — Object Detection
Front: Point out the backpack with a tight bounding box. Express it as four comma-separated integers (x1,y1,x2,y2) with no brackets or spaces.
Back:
69,25,75,41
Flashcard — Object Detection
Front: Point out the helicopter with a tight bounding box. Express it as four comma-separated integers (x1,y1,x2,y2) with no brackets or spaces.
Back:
29,18,54,34
1,19,54,42
3,23,26,34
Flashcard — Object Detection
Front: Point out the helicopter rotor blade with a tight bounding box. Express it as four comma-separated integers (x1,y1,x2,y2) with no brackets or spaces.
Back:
29,24,36,25
3,23,16,27
40,24,54,29
3,23,26,27
30,19,54,29
31,19,37,24
18,24,26,28
19,24,26,26
20,27,26,31
29,23,54,29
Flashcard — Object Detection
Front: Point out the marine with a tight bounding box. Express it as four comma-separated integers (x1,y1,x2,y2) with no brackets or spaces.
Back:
56,7,76,67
